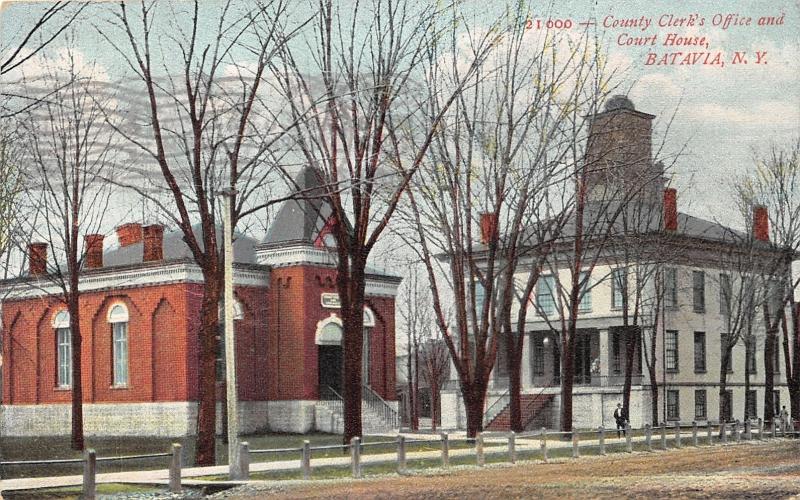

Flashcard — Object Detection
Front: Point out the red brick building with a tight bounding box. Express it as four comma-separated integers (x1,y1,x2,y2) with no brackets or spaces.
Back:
0,167,400,437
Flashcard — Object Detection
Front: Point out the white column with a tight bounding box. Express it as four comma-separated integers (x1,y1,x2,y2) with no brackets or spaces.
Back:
598,328,610,385
520,332,531,389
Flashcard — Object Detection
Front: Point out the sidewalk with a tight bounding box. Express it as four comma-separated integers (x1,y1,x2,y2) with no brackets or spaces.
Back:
0,431,754,492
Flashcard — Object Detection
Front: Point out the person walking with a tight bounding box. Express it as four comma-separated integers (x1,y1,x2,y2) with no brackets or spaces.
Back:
614,403,626,438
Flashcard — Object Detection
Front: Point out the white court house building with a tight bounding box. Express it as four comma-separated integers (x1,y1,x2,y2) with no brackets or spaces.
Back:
439,97,795,432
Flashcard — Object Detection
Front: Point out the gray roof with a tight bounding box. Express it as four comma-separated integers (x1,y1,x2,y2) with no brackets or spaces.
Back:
262,166,333,247
103,224,259,267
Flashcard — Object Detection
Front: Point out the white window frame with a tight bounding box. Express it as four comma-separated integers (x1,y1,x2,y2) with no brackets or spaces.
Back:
53,310,71,388
108,303,129,387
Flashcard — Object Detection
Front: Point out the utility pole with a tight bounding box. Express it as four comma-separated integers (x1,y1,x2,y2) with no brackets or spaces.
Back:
221,187,241,479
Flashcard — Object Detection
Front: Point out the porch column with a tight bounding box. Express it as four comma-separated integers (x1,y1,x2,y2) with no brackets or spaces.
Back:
598,328,610,387
520,333,531,390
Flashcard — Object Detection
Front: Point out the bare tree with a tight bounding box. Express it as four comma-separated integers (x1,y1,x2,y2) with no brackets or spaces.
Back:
419,335,449,431
0,1,90,117
398,265,430,431
399,3,618,435
101,0,301,465
15,50,120,450
737,140,800,423
272,0,495,443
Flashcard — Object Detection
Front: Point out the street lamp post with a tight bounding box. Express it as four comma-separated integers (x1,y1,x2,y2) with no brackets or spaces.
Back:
220,187,241,479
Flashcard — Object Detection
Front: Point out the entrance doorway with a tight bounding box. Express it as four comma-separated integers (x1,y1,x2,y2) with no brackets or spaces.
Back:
316,316,344,399
318,344,343,399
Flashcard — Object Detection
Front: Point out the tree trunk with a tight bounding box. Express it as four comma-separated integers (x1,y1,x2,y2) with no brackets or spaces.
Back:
195,270,221,466
763,328,776,423
431,379,439,432
68,291,84,451
621,326,639,422
559,327,576,433
340,264,365,445
463,382,487,438
718,347,731,434
413,342,420,431
744,341,752,420
507,329,524,432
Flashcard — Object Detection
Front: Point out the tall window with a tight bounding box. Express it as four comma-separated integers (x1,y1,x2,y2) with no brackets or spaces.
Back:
54,311,71,388
611,268,626,309
664,268,678,308
693,332,706,372
665,330,679,372
694,390,707,420
363,307,376,386
108,304,129,387
667,389,680,420
532,335,545,376
746,390,757,419
692,271,705,313
578,272,591,312
746,339,757,373
719,273,731,315
475,281,486,316
537,276,555,316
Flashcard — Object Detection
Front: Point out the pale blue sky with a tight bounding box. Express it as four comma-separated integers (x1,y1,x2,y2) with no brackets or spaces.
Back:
1,0,798,230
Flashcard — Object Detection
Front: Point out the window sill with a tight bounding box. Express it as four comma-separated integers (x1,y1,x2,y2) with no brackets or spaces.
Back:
695,415,707,421
110,385,129,390
693,309,705,314
55,386,71,391
666,369,679,374
694,369,707,374
667,416,680,421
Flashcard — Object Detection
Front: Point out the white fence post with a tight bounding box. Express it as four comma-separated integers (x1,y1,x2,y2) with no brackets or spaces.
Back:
572,430,580,458
707,421,713,446
675,421,682,448
660,423,667,450
351,437,362,478
734,420,741,443
441,432,450,468
644,424,652,452
397,435,406,474
239,442,250,481
541,428,548,462
508,432,516,464
476,432,485,467
721,421,728,444
745,420,752,440
302,440,311,480
169,443,182,493
625,424,632,453
82,449,96,500
692,421,698,447
599,426,606,456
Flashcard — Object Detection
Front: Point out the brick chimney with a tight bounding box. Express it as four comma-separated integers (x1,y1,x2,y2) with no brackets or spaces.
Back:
142,224,164,262
663,188,678,232
753,205,769,242
29,242,48,276
479,213,497,244
115,223,143,247
84,234,104,269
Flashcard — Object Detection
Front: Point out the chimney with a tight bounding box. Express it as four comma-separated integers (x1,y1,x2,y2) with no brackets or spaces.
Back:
142,224,164,262
753,205,769,242
28,242,48,277
115,223,143,247
663,188,678,232
479,213,497,244
84,234,104,269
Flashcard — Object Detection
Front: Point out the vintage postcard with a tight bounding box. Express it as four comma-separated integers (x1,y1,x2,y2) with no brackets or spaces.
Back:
0,0,798,498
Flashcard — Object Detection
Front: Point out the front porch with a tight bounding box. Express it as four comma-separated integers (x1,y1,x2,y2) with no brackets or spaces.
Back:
493,326,644,391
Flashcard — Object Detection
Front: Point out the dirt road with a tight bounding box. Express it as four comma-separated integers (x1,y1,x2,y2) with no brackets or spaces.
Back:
219,440,800,499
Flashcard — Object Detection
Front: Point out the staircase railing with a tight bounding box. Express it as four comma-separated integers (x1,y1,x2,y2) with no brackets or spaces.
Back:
521,386,555,430
319,386,344,415
483,389,510,427
362,385,398,429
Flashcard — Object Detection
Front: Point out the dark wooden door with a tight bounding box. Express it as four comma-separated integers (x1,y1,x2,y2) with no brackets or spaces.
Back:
318,344,343,399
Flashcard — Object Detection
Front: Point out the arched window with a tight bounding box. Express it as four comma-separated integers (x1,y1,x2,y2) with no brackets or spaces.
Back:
316,315,343,345
108,303,129,387
363,307,376,386
52,310,71,388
